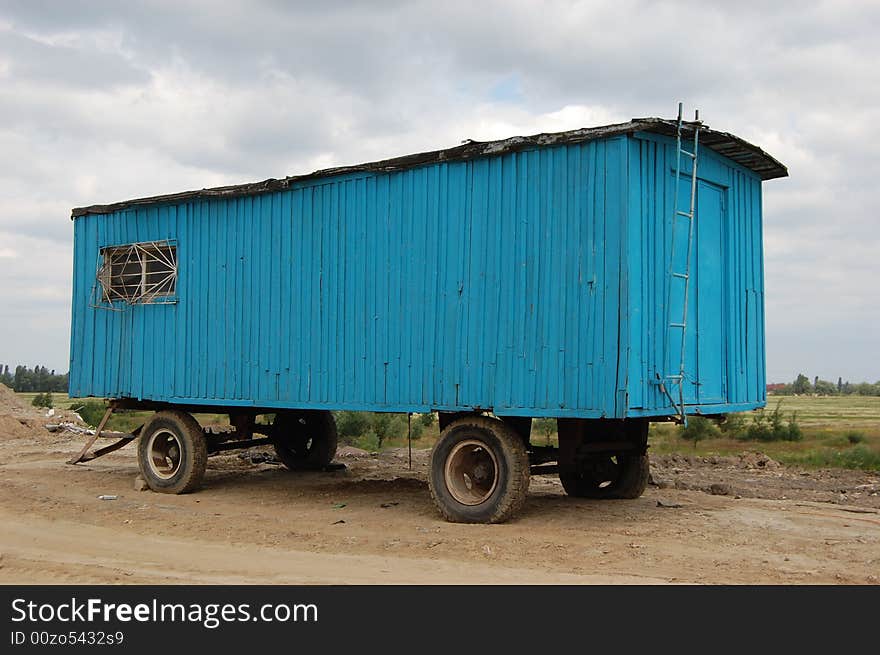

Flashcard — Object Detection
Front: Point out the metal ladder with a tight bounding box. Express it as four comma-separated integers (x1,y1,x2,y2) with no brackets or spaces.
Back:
661,103,702,423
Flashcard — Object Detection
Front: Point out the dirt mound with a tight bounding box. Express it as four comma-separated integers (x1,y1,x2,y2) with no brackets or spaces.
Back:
0,415,43,439
652,451,781,471
0,384,34,415
0,384,87,441
649,449,879,507
736,451,781,470
336,446,371,458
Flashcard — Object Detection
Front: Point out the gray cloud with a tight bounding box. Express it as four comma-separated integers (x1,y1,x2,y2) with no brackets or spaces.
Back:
0,0,877,382
0,29,148,89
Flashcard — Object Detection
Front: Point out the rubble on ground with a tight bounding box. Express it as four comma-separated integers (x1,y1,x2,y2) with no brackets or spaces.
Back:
0,383,89,440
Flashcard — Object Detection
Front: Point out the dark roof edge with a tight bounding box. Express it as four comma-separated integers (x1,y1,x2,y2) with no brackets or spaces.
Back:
71,117,788,218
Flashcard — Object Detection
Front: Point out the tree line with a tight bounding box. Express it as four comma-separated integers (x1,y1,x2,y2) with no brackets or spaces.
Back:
771,373,880,396
3,361,876,399
0,364,69,393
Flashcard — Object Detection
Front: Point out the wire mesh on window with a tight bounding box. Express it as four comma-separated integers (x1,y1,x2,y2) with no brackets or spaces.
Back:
97,241,177,304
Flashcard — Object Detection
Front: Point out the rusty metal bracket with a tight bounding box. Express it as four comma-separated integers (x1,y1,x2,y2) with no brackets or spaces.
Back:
67,406,114,464
66,404,142,465
75,426,143,463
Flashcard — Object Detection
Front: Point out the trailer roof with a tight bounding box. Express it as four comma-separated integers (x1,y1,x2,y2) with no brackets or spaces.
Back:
71,117,788,218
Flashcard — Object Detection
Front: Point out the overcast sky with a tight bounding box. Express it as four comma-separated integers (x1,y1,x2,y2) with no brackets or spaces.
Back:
0,0,877,383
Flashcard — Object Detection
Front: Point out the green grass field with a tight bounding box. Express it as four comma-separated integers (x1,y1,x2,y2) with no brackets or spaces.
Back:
650,395,880,471
15,392,880,472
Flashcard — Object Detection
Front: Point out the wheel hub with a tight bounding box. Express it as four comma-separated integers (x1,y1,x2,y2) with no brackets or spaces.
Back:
444,439,499,505
147,428,183,479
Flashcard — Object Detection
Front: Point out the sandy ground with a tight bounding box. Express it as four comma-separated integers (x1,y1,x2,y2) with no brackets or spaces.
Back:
0,391,878,584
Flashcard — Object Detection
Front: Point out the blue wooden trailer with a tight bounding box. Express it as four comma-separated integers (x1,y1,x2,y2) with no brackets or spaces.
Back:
68,108,787,522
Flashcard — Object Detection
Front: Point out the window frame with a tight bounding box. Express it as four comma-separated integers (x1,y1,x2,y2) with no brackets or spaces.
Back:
96,240,178,305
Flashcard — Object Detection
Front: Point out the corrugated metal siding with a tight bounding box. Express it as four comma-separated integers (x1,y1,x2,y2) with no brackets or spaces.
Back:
625,132,766,415
70,138,628,417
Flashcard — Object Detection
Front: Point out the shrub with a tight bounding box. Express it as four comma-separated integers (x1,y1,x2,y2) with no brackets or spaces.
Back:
32,392,52,408
781,446,880,472
533,418,556,445
350,432,380,452
335,411,371,442
371,413,407,449
335,411,420,448
830,446,880,471
718,413,747,438
846,431,865,445
679,416,719,448
738,402,802,442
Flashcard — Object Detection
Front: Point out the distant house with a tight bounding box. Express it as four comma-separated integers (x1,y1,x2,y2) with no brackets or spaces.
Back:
766,383,786,393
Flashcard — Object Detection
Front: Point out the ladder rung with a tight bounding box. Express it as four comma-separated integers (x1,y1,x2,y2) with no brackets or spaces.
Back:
680,149,696,159
672,272,689,279
669,322,685,328
676,210,693,218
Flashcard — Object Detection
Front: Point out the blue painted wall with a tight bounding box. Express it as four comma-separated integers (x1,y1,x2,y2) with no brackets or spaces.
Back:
70,132,767,418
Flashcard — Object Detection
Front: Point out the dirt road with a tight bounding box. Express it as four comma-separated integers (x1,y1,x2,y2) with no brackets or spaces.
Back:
0,393,878,584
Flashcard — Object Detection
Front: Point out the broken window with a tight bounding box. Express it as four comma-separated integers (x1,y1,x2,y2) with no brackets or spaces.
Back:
97,241,177,304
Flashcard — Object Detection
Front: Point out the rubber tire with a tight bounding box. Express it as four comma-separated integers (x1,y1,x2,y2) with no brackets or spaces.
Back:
428,416,530,524
137,410,207,494
272,410,338,470
560,452,650,499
